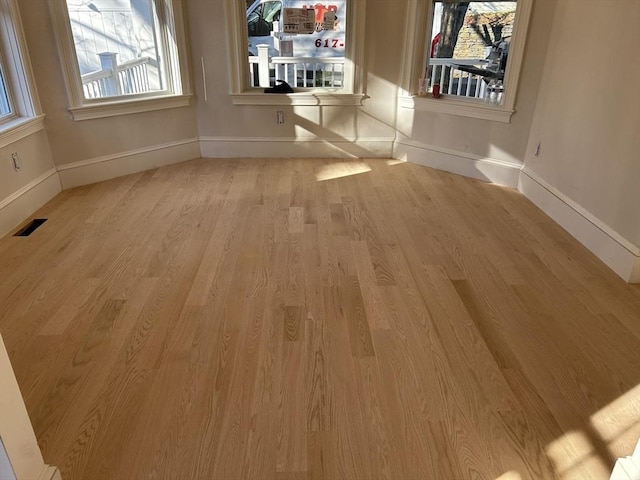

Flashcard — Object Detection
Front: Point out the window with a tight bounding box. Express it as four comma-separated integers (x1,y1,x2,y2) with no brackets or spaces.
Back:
399,0,532,122
49,0,192,121
227,0,367,105
0,0,44,146
0,60,13,122
246,1,346,89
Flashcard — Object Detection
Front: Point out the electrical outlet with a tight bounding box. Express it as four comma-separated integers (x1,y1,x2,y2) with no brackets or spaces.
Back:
11,152,21,172
276,110,284,125
534,142,541,157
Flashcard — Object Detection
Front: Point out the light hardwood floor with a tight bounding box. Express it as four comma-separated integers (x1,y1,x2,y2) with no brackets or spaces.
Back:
1,158,639,480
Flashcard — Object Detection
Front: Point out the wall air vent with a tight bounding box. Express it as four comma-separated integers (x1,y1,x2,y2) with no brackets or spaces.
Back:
14,219,47,237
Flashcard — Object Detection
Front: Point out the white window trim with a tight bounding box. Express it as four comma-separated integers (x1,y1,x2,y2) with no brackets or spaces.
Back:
68,95,192,121
0,0,45,140
399,0,532,123
48,0,192,121
231,92,367,106
224,0,368,106
0,115,45,148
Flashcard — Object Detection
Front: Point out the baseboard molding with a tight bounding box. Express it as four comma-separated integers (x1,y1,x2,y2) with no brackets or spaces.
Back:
393,139,522,187
199,136,394,159
57,138,201,189
630,257,640,284
0,169,61,238
5,138,636,284
37,465,62,480
610,438,640,480
519,168,640,283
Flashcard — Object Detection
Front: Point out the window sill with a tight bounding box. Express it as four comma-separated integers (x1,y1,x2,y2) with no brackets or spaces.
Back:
69,94,192,121
231,92,367,106
399,94,514,123
0,115,46,148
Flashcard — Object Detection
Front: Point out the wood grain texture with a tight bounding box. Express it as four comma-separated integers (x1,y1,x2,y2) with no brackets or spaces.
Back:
1,158,639,480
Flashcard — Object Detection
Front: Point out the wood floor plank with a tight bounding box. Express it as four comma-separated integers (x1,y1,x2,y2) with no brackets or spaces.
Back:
350,240,392,330
305,289,333,433
341,276,375,358
1,158,638,480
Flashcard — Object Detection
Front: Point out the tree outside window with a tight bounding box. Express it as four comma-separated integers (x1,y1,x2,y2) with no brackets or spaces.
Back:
426,1,517,104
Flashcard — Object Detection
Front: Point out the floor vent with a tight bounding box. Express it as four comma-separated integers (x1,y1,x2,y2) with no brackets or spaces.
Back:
14,219,47,237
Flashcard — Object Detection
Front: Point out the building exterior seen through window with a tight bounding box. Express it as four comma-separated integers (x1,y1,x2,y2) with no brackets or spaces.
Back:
0,64,12,119
423,1,517,105
65,0,167,100
246,0,347,89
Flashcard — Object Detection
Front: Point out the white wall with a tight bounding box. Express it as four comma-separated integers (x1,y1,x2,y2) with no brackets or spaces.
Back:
394,0,558,178
187,0,402,158
0,130,60,236
522,0,640,282
1,0,201,238
18,0,199,169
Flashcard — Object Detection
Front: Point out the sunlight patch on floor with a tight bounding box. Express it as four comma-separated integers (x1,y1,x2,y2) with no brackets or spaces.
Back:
545,430,610,479
543,386,640,480
386,159,406,166
315,161,371,181
590,384,640,461
494,470,522,480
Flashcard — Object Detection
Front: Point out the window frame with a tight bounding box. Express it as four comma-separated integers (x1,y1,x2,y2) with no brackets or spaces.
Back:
48,0,192,121
0,0,45,148
224,0,368,106
399,0,533,123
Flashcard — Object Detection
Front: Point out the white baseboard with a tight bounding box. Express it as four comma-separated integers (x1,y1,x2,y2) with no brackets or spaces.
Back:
0,169,61,238
5,137,637,285
199,136,394,159
610,438,640,480
519,168,640,283
393,139,522,188
37,465,62,480
630,257,640,284
57,138,201,189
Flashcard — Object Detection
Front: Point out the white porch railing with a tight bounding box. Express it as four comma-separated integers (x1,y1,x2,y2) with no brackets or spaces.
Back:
428,58,489,99
81,53,154,99
249,44,344,89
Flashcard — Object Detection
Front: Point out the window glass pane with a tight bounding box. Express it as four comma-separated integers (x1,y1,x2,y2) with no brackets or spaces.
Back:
0,65,11,118
66,0,166,99
246,0,347,88
426,1,516,103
